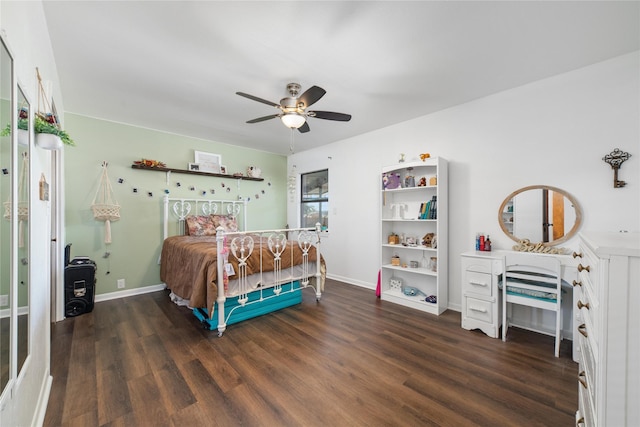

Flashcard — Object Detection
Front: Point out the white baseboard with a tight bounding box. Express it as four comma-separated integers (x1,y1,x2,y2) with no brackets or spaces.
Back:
95,283,166,303
32,372,53,427
326,273,374,290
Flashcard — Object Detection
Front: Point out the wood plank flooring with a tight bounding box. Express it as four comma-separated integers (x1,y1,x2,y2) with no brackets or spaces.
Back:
44,279,577,426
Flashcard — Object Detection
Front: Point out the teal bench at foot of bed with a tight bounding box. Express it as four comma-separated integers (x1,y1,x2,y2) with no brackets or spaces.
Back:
193,281,303,331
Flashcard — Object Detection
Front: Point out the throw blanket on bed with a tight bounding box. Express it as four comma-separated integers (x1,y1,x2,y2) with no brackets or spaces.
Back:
160,235,324,317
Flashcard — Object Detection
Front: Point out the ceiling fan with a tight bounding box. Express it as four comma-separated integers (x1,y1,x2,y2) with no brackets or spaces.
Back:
236,83,351,133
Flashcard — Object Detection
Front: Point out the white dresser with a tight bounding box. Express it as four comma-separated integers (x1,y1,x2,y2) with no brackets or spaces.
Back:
574,232,639,427
461,251,503,338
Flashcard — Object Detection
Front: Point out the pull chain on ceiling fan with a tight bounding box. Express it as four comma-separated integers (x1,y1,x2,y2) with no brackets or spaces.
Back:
236,83,351,133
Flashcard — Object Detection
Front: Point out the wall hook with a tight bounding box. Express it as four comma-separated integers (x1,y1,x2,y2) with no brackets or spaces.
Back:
602,148,631,188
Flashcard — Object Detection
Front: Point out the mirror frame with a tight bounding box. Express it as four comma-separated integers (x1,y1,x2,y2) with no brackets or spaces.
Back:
498,184,583,246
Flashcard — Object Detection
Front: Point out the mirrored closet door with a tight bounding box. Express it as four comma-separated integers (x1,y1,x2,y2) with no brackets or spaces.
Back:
0,34,14,398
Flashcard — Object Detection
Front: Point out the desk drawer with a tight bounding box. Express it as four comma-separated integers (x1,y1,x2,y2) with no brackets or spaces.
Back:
464,296,494,323
463,270,493,297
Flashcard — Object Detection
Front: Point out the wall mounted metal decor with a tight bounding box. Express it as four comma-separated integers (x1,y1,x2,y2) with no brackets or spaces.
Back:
602,148,631,188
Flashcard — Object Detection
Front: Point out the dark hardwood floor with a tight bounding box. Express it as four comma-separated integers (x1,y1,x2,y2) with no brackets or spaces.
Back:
44,279,577,426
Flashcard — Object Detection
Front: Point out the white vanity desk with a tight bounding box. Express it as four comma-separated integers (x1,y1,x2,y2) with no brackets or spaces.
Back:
461,249,579,359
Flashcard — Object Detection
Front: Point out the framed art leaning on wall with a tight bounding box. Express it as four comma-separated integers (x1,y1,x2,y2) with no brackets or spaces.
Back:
194,151,221,173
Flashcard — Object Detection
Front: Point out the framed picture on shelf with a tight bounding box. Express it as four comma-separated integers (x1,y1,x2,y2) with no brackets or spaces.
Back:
188,163,200,171
194,151,222,173
220,165,227,174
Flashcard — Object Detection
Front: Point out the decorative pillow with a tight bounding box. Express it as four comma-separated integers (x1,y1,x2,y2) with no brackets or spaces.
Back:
211,215,238,232
185,215,217,236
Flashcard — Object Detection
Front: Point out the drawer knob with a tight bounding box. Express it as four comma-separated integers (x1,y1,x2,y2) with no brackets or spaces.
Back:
572,280,582,287
576,416,585,426
577,300,590,310
578,371,588,389
572,251,583,259
578,323,588,338
577,264,590,273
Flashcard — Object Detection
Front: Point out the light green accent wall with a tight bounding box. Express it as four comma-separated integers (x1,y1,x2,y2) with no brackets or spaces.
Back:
64,114,287,295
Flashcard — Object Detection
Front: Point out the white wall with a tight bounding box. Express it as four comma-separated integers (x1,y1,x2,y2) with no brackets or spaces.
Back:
0,2,64,425
289,52,640,313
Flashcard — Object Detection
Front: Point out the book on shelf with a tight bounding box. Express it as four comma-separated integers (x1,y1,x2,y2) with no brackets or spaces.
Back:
419,196,437,219
429,196,437,219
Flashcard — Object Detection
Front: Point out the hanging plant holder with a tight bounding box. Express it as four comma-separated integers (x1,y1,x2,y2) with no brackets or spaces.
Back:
3,152,29,247
35,68,74,149
91,162,120,244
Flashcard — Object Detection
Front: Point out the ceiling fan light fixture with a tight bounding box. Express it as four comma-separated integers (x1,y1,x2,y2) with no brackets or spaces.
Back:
281,113,306,129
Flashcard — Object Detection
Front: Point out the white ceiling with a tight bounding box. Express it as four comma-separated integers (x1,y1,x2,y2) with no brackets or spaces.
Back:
42,1,639,155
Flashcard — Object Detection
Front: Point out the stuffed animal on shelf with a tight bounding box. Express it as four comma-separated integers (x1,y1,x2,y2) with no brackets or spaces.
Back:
382,172,401,189
247,166,262,178
418,177,427,187
419,153,431,161
422,232,435,247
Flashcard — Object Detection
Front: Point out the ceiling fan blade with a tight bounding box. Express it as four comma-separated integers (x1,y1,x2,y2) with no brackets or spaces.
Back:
236,92,280,108
298,86,326,108
246,114,280,124
309,111,352,122
298,122,310,133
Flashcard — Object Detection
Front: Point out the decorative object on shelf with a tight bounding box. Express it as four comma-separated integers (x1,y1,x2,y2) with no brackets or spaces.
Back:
247,166,262,178
389,202,407,219
91,161,120,244
409,260,419,268
388,233,400,244
602,148,631,188
418,177,427,187
220,165,227,174
404,174,415,188
429,176,437,186
389,277,402,291
429,257,437,272
134,158,166,168
194,150,222,173
382,172,401,189
425,295,437,304
188,163,200,171
422,233,435,247
512,239,566,255
402,286,426,297
419,153,430,161
391,254,400,266
399,153,405,163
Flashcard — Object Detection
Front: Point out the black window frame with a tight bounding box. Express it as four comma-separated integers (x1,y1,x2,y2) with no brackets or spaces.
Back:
300,169,329,231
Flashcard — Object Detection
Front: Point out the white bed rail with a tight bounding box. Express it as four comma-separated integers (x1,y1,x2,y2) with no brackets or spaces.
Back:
215,224,322,337
163,196,247,238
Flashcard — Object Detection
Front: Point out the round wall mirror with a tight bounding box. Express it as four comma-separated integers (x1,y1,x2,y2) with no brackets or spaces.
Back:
498,185,582,246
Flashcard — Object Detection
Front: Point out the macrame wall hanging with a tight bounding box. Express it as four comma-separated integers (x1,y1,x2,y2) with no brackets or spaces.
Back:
3,152,29,247
91,162,120,244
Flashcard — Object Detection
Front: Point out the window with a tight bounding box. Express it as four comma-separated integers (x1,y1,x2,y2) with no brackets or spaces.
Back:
300,169,328,230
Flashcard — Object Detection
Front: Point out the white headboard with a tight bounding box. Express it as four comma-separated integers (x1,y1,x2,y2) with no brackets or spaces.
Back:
162,196,247,239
